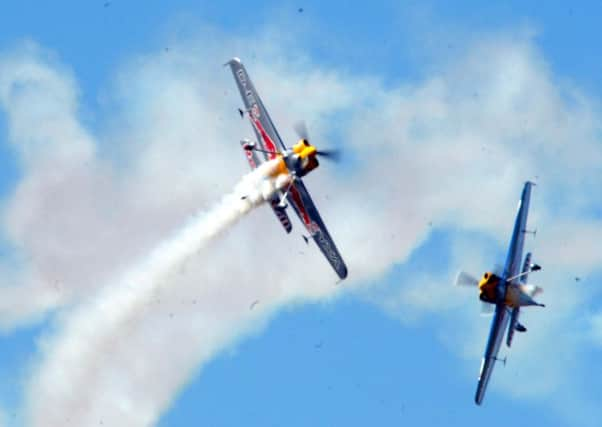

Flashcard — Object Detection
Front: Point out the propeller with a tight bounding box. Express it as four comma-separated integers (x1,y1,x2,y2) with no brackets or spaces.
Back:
455,271,495,316
293,120,310,142
455,271,479,287
315,149,342,162
293,120,342,163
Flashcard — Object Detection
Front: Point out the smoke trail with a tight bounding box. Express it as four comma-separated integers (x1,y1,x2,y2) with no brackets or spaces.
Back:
26,160,289,427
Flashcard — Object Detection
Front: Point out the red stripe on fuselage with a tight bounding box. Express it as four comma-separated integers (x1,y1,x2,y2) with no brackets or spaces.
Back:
250,116,278,160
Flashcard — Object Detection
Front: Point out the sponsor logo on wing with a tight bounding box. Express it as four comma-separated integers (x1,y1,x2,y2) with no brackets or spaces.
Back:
235,68,258,114
314,230,343,270
236,69,247,85
235,71,276,157
244,91,259,117
235,69,260,116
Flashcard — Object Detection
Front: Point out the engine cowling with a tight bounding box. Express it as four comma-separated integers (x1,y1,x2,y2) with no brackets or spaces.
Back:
478,272,500,304
285,140,320,176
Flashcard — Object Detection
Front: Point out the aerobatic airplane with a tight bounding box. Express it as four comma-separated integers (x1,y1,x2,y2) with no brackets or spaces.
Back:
226,57,348,279
455,181,544,405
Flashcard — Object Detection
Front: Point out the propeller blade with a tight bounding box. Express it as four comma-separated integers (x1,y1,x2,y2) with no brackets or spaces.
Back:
455,271,479,287
293,120,310,141
316,149,342,162
480,302,495,316
293,121,342,163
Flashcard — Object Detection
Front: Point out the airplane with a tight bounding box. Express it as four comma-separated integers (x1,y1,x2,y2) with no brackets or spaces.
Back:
455,181,544,405
225,57,348,280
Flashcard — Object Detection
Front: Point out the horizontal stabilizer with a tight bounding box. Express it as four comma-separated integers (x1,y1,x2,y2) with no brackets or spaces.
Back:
506,307,520,347
517,285,545,307
270,199,292,233
520,283,543,297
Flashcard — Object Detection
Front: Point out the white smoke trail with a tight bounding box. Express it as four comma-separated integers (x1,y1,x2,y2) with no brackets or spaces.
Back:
26,160,289,427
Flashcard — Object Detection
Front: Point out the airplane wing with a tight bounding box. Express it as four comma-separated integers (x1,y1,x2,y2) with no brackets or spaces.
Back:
475,305,510,405
226,58,287,160
287,179,348,279
502,182,534,282
475,181,534,405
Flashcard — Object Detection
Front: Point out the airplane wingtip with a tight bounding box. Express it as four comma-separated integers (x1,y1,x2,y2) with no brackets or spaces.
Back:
224,57,242,66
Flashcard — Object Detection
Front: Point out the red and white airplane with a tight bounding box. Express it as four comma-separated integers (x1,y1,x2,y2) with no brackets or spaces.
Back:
226,58,348,279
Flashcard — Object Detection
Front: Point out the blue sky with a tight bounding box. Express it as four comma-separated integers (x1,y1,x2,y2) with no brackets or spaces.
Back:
0,1,601,426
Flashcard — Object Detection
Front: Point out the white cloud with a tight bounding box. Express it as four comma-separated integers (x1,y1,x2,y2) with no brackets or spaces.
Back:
0,30,600,426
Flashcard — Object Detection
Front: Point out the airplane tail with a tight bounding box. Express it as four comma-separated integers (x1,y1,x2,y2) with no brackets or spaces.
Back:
508,253,542,347
506,307,521,347
269,198,292,233
507,285,543,347
518,284,544,307
240,140,292,234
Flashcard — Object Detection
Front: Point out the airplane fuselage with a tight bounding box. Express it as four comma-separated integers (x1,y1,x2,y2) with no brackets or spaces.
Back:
478,272,536,309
